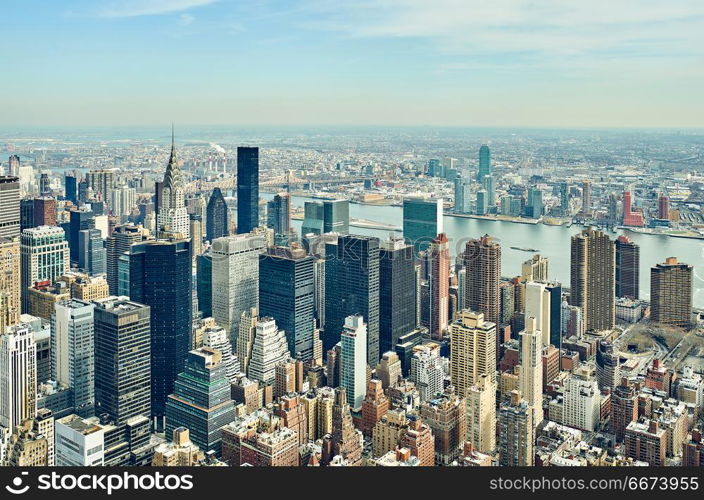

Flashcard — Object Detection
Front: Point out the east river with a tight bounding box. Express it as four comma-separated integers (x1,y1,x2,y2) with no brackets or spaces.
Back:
261,193,704,309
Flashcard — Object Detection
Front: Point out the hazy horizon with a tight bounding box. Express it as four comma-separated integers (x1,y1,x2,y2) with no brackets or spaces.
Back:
3,0,704,128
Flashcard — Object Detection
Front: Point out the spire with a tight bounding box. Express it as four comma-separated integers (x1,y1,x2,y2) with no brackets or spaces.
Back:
163,125,183,192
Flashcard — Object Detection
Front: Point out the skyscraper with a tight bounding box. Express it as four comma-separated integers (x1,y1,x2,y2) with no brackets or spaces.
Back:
462,234,501,325
427,233,449,340
259,245,315,361
581,180,591,215
615,235,639,299
622,191,645,227
165,347,236,455
20,226,69,313
33,197,56,227
498,390,533,466
211,233,266,337
477,144,491,181
466,374,496,454
0,323,36,432
378,237,416,354
52,299,95,417
454,175,472,214
323,387,363,466
78,228,106,276
105,224,145,295
522,254,549,282
123,238,192,428
266,193,292,244
658,194,670,221
0,237,20,334
410,344,444,402
237,146,259,234
650,257,693,328
324,235,380,364
206,187,229,242
64,175,77,204
340,314,367,411
196,251,213,318
322,199,349,234
157,131,190,238
247,317,290,384
93,297,151,423
519,317,544,427
449,310,496,397
403,197,443,255
419,385,466,465
0,176,20,239
202,326,240,383
69,208,94,264
570,227,615,332
524,281,550,346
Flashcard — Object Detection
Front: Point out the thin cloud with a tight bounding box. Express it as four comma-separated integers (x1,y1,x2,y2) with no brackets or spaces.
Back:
99,0,218,18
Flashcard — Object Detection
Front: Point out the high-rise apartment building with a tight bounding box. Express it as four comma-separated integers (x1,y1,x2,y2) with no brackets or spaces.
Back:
519,317,544,427
615,235,639,299
105,224,145,295
462,235,501,325
78,228,106,275
403,197,443,254
522,254,548,282
466,374,496,454
650,257,693,328
323,387,363,466
266,193,292,244
419,385,466,465
202,326,240,383
450,310,496,397
410,344,444,402
93,297,151,423
237,147,259,234
498,390,533,466
570,227,615,332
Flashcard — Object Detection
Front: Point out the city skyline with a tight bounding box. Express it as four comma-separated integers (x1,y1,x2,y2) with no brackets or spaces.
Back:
3,0,704,128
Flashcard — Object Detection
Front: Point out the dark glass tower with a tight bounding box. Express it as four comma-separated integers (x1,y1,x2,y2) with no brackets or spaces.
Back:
545,282,563,349
236,146,259,234
69,209,94,264
78,228,106,275
206,187,229,241
65,175,77,204
94,298,151,423
196,251,213,318
20,199,34,231
323,199,349,234
378,237,416,355
259,246,315,361
477,144,491,181
266,193,293,244
324,235,380,364
615,235,640,299
124,238,192,429
164,347,235,455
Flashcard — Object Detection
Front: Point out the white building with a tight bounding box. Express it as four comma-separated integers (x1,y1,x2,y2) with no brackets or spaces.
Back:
52,299,95,417
0,324,36,432
247,317,289,384
20,226,69,311
340,314,367,410
519,317,544,427
562,365,601,431
203,325,240,383
525,281,551,346
55,414,104,466
211,233,266,337
410,344,444,402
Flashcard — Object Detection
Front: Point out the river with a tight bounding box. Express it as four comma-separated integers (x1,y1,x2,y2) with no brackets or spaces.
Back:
260,193,704,308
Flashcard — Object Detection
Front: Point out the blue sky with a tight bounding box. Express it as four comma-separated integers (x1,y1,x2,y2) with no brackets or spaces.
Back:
2,0,704,127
